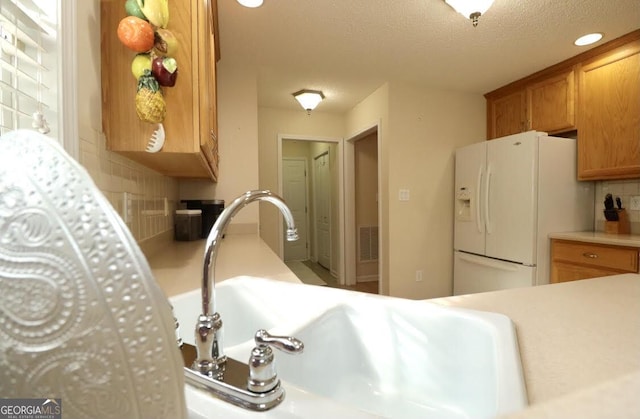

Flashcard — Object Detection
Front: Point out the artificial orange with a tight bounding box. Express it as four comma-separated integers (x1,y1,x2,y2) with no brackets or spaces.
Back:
117,16,155,53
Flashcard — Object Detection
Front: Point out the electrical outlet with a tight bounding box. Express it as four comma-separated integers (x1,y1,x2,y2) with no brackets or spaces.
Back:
415,270,423,282
630,195,640,211
399,189,410,201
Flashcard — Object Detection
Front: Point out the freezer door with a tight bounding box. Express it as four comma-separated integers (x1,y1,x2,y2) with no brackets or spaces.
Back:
453,251,536,295
454,141,487,255
485,132,538,265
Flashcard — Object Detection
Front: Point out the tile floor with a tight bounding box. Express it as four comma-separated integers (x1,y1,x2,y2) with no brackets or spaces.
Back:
302,260,379,295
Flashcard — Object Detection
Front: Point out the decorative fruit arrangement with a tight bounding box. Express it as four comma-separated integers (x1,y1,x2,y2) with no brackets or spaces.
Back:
117,0,177,125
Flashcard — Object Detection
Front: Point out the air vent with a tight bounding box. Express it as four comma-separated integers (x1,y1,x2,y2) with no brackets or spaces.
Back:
358,225,379,262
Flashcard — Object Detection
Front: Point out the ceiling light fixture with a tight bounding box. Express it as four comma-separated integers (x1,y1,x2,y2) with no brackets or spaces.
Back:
293,89,325,114
237,0,263,8
444,0,494,27
574,33,603,46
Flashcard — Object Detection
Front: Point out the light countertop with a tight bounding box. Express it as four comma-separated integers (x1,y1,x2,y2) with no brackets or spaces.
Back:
432,274,640,418
549,231,640,247
147,234,640,418
147,234,299,298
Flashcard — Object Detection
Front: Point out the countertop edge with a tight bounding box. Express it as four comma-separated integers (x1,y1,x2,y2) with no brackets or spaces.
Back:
548,231,640,247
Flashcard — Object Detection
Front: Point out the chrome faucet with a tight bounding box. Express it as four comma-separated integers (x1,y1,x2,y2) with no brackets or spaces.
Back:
193,190,299,376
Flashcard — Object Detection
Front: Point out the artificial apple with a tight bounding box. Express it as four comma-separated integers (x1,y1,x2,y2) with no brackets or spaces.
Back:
152,57,178,87
131,53,152,79
153,28,179,57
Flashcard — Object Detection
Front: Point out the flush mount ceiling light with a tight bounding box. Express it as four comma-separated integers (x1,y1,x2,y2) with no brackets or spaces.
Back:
574,33,603,46
237,0,263,8
445,0,494,27
293,89,325,114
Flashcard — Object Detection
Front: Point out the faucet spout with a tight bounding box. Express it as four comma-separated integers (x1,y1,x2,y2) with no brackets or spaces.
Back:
193,190,298,375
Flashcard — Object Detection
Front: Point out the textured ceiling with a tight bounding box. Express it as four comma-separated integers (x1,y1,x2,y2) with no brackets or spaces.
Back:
217,0,640,113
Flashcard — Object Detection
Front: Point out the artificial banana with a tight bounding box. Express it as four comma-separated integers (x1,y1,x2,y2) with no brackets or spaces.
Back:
136,0,169,28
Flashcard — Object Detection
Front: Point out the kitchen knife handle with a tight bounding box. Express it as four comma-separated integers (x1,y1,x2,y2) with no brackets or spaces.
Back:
582,252,598,259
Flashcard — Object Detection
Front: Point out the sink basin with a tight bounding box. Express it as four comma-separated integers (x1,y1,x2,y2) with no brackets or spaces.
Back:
170,276,528,418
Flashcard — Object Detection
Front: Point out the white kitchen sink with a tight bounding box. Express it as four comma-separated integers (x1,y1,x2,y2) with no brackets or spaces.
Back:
170,276,528,418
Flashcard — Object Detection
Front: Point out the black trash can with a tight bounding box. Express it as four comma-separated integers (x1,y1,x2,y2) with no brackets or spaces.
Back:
181,199,225,238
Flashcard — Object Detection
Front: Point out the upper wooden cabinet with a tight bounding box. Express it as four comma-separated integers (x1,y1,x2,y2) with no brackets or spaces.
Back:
487,90,526,139
577,38,640,180
486,68,576,139
527,69,576,134
101,0,219,181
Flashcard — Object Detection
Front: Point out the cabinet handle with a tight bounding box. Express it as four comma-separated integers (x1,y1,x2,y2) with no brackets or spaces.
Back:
582,252,598,259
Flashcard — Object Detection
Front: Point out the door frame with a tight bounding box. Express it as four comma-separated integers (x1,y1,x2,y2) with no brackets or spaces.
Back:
282,156,310,261
277,134,345,285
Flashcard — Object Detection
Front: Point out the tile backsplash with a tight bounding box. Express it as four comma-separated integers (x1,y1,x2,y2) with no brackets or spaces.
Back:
595,179,640,234
79,130,178,243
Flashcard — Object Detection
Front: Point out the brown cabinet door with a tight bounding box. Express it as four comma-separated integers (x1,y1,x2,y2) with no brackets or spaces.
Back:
577,39,640,180
527,69,576,134
488,90,526,139
551,262,626,283
550,239,640,283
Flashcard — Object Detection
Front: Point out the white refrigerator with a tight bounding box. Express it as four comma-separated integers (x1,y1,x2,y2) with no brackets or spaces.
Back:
453,131,594,295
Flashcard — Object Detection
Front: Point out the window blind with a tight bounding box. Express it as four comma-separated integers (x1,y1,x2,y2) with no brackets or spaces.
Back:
0,0,57,137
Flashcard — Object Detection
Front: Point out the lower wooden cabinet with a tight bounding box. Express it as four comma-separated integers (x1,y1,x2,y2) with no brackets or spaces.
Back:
550,239,639,283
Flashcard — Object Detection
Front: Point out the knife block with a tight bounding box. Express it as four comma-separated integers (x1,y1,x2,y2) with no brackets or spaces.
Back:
604,209,630,234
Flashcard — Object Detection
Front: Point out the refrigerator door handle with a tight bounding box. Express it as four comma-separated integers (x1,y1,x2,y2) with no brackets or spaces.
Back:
458,252,519,272
484,165,492,234
476,166,484,233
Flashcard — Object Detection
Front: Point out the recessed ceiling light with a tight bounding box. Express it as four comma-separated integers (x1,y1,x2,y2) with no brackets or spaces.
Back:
237,0,263,7
574,33,603,46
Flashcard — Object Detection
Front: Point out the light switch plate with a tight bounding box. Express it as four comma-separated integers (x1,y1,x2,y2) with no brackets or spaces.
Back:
399,189,410,201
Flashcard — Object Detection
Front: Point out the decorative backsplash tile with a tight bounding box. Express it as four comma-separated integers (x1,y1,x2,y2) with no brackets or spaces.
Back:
79,130,178,242
595,179,640,234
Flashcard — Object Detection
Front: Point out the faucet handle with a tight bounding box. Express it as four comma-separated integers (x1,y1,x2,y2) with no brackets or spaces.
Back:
247,330,303,394
254,329,304,354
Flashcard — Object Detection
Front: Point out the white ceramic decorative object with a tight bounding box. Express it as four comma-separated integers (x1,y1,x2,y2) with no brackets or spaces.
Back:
0,130,186,419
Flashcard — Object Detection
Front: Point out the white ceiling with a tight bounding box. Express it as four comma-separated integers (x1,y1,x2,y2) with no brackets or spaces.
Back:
217,0,640,113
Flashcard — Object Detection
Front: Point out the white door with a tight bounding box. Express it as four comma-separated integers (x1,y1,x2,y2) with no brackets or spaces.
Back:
453,141,487,255
485,132,538,265
453,251,535,295
283,158,308,261
314,152,331,269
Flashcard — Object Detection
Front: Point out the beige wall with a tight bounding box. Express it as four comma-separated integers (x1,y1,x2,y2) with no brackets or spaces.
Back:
178,64,260,231
78,0,178,244
386,82,485,299
258,107,345,255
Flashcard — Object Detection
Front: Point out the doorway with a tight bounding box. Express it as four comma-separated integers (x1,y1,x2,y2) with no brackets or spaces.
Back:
278,135,344,285
345,124,381,292
282,157,309,261
354,132,379,285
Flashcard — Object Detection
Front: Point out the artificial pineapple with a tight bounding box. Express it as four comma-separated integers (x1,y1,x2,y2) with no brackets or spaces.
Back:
135,69,166,123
